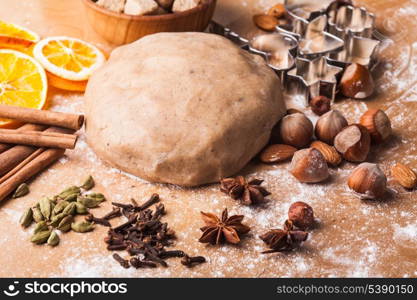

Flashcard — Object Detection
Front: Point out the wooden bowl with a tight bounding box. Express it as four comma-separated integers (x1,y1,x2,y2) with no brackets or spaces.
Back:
82,0,217,45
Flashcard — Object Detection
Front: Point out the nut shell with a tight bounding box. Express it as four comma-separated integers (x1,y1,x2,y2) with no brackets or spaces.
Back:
290,148,329,183
288,201,315,230
348,163,387,199
315,110,348,145
334,124,371,162
279,113,313,148
311,140,342,167
259,144,297,163
391,163,417,189
340,63,375,99
360,109,392,143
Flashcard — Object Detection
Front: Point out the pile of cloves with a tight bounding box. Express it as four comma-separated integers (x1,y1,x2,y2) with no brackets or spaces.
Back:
97,193,205,269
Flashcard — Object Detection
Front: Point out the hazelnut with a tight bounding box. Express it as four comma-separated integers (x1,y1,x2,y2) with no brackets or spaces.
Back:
348,163,387,199
334,124,371,162
290,148,329,183
279,113,314,148
315,110,348,145
288,201,315,230
340,63,375,99
310,95,331,116
360,109,392,143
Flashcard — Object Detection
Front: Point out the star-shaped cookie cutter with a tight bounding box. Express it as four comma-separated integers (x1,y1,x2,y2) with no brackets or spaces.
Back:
286,56,343,106
326,5,380,68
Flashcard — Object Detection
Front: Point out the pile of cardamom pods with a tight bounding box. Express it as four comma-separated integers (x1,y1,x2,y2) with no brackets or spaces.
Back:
19,176,106,247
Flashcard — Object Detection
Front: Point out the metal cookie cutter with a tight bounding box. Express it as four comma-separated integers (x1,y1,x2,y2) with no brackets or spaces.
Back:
248,33,298,84
208,21,249,49
326,5,380,68
208,21,299,84
276,12,345,59
286,56,343,105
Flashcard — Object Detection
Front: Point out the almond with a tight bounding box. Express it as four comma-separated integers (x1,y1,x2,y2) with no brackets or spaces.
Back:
253,14,279,32
259,144,297,163
311,140,342,167
391,163,417,189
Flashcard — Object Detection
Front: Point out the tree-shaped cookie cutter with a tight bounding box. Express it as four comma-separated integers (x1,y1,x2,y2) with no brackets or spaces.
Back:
208,22,298,84
248,33,298,84
286,56,343,106
326,5,380,68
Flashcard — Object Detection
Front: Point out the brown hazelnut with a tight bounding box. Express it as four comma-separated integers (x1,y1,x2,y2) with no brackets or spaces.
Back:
340,63,375,99
288,201,315,230
279,113,313,148
310,95,331,116
334,124,371,162
359,109,392,143
290,148,329,183
348,163,387,199
315,110,348,145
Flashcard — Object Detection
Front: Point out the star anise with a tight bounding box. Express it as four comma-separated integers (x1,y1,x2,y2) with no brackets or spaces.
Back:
220,176,271,205
259,220,308,254
199,209,250,245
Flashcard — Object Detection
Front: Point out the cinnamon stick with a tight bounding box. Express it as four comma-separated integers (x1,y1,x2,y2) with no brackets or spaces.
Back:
0,104,84,130
0,129,77,149
0,124,46,154
0,148,65,202
0,127,73,176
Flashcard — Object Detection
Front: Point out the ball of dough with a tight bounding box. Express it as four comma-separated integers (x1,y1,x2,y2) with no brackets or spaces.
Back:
85,32,286,186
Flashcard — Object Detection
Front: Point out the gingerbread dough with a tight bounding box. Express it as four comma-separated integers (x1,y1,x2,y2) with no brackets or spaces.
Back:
85,32,286,186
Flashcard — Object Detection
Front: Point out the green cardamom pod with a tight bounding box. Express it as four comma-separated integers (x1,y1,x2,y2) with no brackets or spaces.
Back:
33,221,48,234
49,212,66,227
80,175,95,191
31,230,51,244
19,208,33,228
53,201,69,214
71,221,94,233
13,183,30,199
75,202,88,214
58,186,81,199
47,231,60,246
57,215,73,232
62,202,77,215
39,197,52,220
32,206,44,223
77,193,105,208
63,193,78,202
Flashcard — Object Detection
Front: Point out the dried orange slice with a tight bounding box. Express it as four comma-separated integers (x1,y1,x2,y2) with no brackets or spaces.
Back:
0,20,40,51
0,49,47,128
46,72,87,92
33,36,105,81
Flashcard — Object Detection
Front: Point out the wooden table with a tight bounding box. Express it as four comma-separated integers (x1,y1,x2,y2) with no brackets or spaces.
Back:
0,0,416,278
